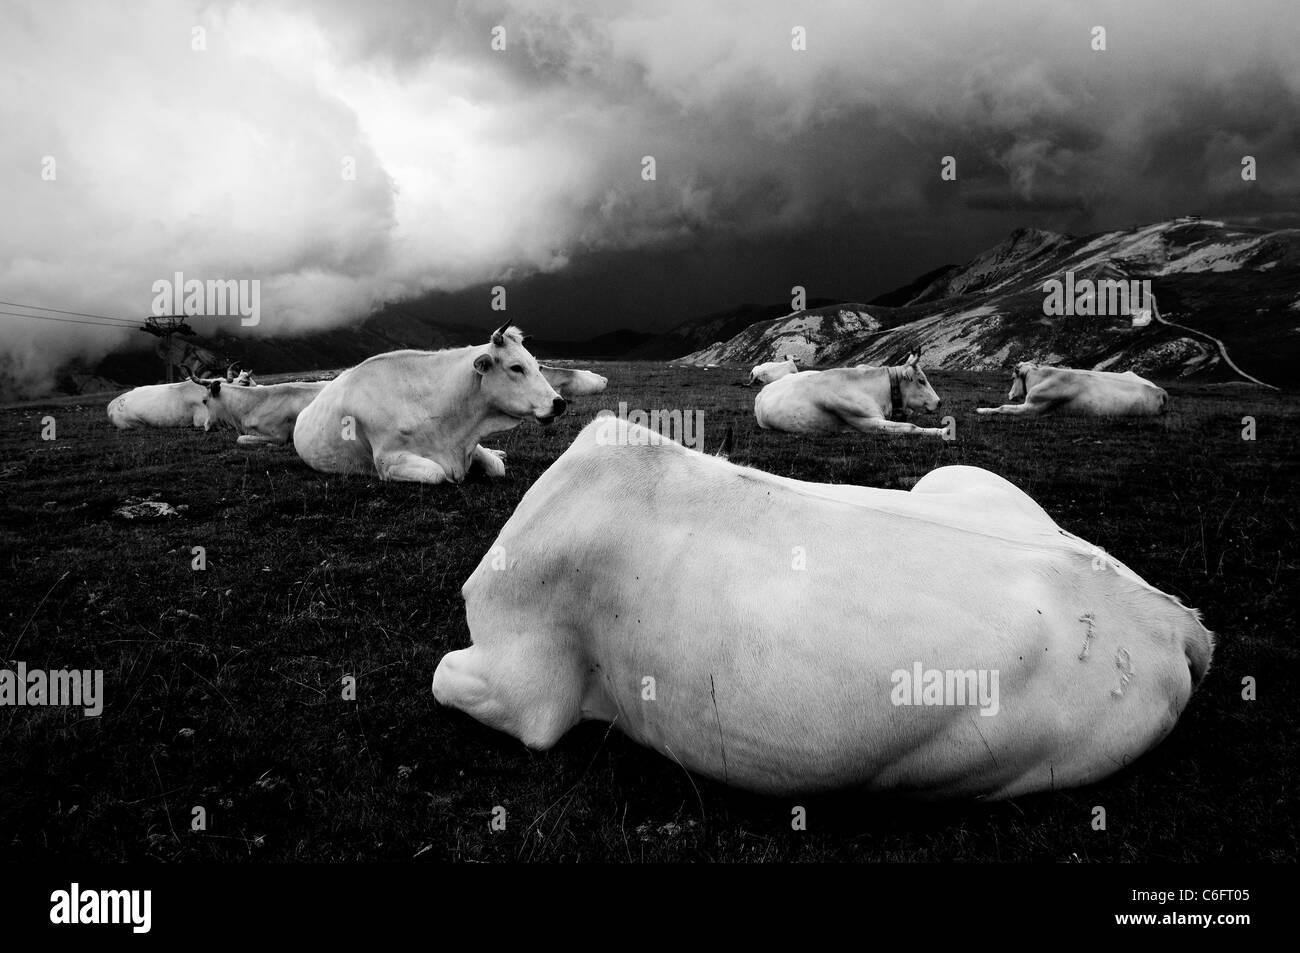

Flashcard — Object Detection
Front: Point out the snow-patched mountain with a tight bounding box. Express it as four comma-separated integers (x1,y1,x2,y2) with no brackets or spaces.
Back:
677,218,1300,385
675,303,883,367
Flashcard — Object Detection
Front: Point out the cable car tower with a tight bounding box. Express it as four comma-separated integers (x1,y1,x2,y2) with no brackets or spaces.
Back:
139,313,196,382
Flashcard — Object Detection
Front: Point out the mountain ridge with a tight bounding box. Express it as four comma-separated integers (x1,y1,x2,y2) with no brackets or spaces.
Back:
677,217,1300,386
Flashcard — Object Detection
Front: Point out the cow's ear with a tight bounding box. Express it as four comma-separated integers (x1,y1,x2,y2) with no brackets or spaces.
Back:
473,353,494,375
208,380,221,397
907,351,920,366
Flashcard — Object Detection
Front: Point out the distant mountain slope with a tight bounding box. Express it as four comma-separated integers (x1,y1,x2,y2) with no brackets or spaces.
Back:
525,329,662,360
868,264,959,307
678,218,1300,385
623,298,844,360
669,302,890,367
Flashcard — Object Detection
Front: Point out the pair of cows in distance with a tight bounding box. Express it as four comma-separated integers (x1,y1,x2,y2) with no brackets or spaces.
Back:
750,354,1169,438
106,329,1210,802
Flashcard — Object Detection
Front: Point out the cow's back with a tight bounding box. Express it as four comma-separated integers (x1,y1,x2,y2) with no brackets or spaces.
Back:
1029,367,1165,416
107,382,203,429
755,370,845,431
295,351,471,472
292,367,373,471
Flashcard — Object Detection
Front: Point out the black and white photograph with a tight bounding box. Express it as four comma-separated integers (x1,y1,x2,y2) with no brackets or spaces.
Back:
0,0,1294,933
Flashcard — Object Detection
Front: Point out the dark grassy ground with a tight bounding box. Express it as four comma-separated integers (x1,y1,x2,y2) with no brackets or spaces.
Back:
1,363,1296,862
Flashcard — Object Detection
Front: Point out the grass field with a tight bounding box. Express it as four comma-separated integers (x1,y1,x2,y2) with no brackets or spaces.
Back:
1,363,1296,862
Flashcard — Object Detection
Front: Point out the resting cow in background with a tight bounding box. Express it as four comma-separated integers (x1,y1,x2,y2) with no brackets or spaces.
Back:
539,364,608,398
977,363,1169,417
748,355,799,386
754,352,945,436
192,375,327,446
293,326,565,483
107,363,254,430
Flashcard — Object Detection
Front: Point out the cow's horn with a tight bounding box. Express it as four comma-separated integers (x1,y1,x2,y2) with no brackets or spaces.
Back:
491,324,509,346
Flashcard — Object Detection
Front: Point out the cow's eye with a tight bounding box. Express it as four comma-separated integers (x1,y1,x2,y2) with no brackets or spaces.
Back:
510,364,524,374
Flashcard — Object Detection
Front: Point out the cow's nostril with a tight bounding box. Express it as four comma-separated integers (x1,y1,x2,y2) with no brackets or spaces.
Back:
552,397,567,415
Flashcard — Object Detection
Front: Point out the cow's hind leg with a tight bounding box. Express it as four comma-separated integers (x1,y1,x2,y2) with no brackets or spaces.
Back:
432,648,518,738
374,449,450,483
432,644,582,749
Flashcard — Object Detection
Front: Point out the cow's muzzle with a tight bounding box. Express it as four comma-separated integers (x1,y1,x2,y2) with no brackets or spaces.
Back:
537,396,567,425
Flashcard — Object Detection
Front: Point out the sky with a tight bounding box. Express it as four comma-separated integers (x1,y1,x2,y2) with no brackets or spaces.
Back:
2,0,1299,393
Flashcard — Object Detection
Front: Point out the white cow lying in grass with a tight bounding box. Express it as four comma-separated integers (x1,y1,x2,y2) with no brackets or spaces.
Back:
192,375,327,446
748,355,798,386
539,364,608,398
977,363,1169,417
107,364,253,430
754,352,945,436
433,415,1214,800
293,326,565,483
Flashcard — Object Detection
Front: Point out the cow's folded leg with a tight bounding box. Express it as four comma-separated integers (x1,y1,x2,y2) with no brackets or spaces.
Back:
843,414,946,437
976,403,1037,415
472,445,508,478
374,449,449,483
236,434,284,446
432,648,514,733
432,645,580,749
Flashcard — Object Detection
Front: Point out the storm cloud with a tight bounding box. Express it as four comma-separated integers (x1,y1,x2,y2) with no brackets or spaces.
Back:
2,0,1298,394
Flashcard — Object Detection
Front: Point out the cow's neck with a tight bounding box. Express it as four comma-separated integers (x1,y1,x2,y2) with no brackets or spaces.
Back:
887,367,904,419
436,371,524,477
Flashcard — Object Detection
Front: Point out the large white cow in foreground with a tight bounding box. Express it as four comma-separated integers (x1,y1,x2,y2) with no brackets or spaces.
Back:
107,365,254,430
539,364,608,398
754,353,945,436
977,363,1169,417
193,376,327,445
293,326,565,483
433,416,1214,800
748,355,799,386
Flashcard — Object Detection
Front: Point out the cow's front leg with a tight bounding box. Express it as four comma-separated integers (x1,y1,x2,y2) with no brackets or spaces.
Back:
472,445,508,478
236,434,286,446
373,449,450,483
844,414,946,437
976,402,1040,415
